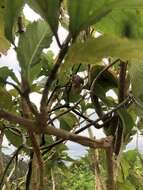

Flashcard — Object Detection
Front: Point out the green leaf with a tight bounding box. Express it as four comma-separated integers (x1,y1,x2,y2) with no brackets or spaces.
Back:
0,36,10,55
4,0,25,43
38,51,54,76
68,0,143,37
59,62,86,86
129,61,143,105
0,0,5,34
0,2,10,54
58,111,77,131
124,150,138,163
4,128,22,148
29,62,42,83
90,65,117,88
96,9,143,39
0,66,19,85
117,157,130,182
66,35,143,65
44,135,54,145
117,108,134,135
17,20,52,82
117,181,135,190
27,0,60,35
0,87,13,110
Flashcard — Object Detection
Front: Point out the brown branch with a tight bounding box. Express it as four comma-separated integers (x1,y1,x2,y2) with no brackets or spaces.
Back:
114,61,128,156
21,75,43,190
47,96,86,124
41,95,133,152
4,80,38,117
23,93,38,117
0,109,113,150
28,131,44,190
0,109,35,128
0,94,132,134
106,147,115,190
40,34,71,113
118,61,128,102
41,126,113,149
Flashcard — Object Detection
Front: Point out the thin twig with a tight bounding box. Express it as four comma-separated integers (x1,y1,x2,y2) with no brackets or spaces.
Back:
40,33,71,113
5,81,22,95
47,96,85,125
41,96,133,153
5,81,38,117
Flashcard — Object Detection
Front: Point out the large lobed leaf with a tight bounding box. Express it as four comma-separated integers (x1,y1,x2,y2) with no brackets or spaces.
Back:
0,1,10,54
4,0,25,43
117,108,134,136
56,111,77,131
96,9,143,39
27,0,60,35
0,87,13,110
66,35,143,65
68,0,143,37
0,36,10,55
0,66,19,85
17,20,53,82
129,61,143,105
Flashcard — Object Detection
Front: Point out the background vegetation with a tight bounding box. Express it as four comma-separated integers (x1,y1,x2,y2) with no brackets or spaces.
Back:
1,0,143,189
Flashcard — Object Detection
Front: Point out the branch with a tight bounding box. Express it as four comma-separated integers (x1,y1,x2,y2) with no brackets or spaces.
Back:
114,61,128,155
0,94,132,136
118,61,128,102
47,96,87,124
22,93,38,117
40,34,71,113
28,131,44,190
0,109,112,150
106,147,115,190
25,151,33,190
41,95,133,152
78,95,133,131
41,126,113,149
5,81,22,95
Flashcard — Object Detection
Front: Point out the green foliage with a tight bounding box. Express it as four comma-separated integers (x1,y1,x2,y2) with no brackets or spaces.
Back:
4,128,23,148
17,20,52,83
62,155,95,190
1,1,143,189
66,35,143,66
4,0,25,43
68,0,143,37
129,61,143,105
0,36,10,55
96,9,143,39
0,1,10,54
0,66,19,85
89,65,118,105
58,111,77,131
27,0,60,35
117,108,134,135
117,150,143,190
0,87,13,110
